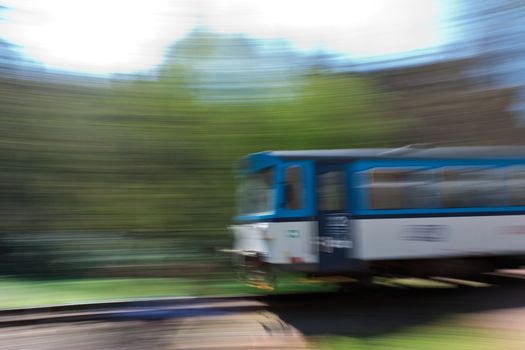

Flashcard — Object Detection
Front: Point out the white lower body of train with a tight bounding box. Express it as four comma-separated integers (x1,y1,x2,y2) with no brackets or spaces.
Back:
231,215,525,282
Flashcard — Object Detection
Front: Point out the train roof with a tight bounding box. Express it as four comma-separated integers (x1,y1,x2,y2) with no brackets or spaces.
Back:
265,146,525,161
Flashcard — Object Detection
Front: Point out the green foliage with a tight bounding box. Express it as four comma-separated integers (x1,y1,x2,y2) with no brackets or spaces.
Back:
0,32,399,237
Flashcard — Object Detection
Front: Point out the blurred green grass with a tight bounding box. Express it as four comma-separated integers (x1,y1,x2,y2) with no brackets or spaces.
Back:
0,278,192,308
0,276,335,308
0,276,487,309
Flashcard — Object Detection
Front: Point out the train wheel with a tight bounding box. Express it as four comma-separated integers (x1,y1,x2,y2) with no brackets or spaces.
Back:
236,254,276,290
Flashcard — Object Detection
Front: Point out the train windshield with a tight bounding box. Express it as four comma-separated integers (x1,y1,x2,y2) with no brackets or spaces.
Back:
238,168,275,215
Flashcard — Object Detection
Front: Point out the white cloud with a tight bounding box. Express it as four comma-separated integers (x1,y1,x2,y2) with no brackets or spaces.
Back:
0,0,440,74
205,0,439,56
0,0,195,74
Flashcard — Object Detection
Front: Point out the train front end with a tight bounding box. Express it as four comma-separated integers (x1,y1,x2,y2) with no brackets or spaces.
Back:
230,152,318,288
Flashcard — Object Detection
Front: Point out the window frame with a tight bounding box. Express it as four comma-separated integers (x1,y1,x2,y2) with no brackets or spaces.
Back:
276,161,315,218
237,166,276,216
363,167,438,210
438,166,504,209
317,170,346,211
283,165,305,210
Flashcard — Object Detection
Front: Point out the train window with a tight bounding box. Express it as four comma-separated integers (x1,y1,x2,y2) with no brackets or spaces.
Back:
440,168,502,208
405,171,437,208
284,166,304,210
368,169,406,209
318,171,344,210
507,168,525,206
367,168,437,210
238,168,275,215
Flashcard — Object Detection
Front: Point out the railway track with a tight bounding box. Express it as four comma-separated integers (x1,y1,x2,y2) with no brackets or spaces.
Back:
0,295,311,350
2,269,525,327
0,295,269,327
1,271,524,349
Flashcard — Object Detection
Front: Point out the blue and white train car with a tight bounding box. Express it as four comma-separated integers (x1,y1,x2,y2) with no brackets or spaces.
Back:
231,147,525,284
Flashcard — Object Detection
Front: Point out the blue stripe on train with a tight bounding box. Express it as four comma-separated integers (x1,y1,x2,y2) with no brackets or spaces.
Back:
235,210,525,223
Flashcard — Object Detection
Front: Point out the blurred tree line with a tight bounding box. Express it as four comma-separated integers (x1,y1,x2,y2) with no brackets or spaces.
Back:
0,31,399,244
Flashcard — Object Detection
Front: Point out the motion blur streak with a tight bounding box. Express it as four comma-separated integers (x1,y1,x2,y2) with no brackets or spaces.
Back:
0,0,524,348
0,28,396,268
0,0,522,269
0,0,521,264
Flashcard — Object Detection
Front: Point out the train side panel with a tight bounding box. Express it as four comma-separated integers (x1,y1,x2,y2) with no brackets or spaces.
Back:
353,215,525,260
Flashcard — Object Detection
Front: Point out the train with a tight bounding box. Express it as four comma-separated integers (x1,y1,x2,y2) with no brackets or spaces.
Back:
229,146,525,288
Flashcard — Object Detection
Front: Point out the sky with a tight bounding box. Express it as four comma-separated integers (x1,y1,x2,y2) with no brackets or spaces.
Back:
0,0,449,75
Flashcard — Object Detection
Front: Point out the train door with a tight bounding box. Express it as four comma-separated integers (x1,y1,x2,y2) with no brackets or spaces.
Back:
317,163,353,272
